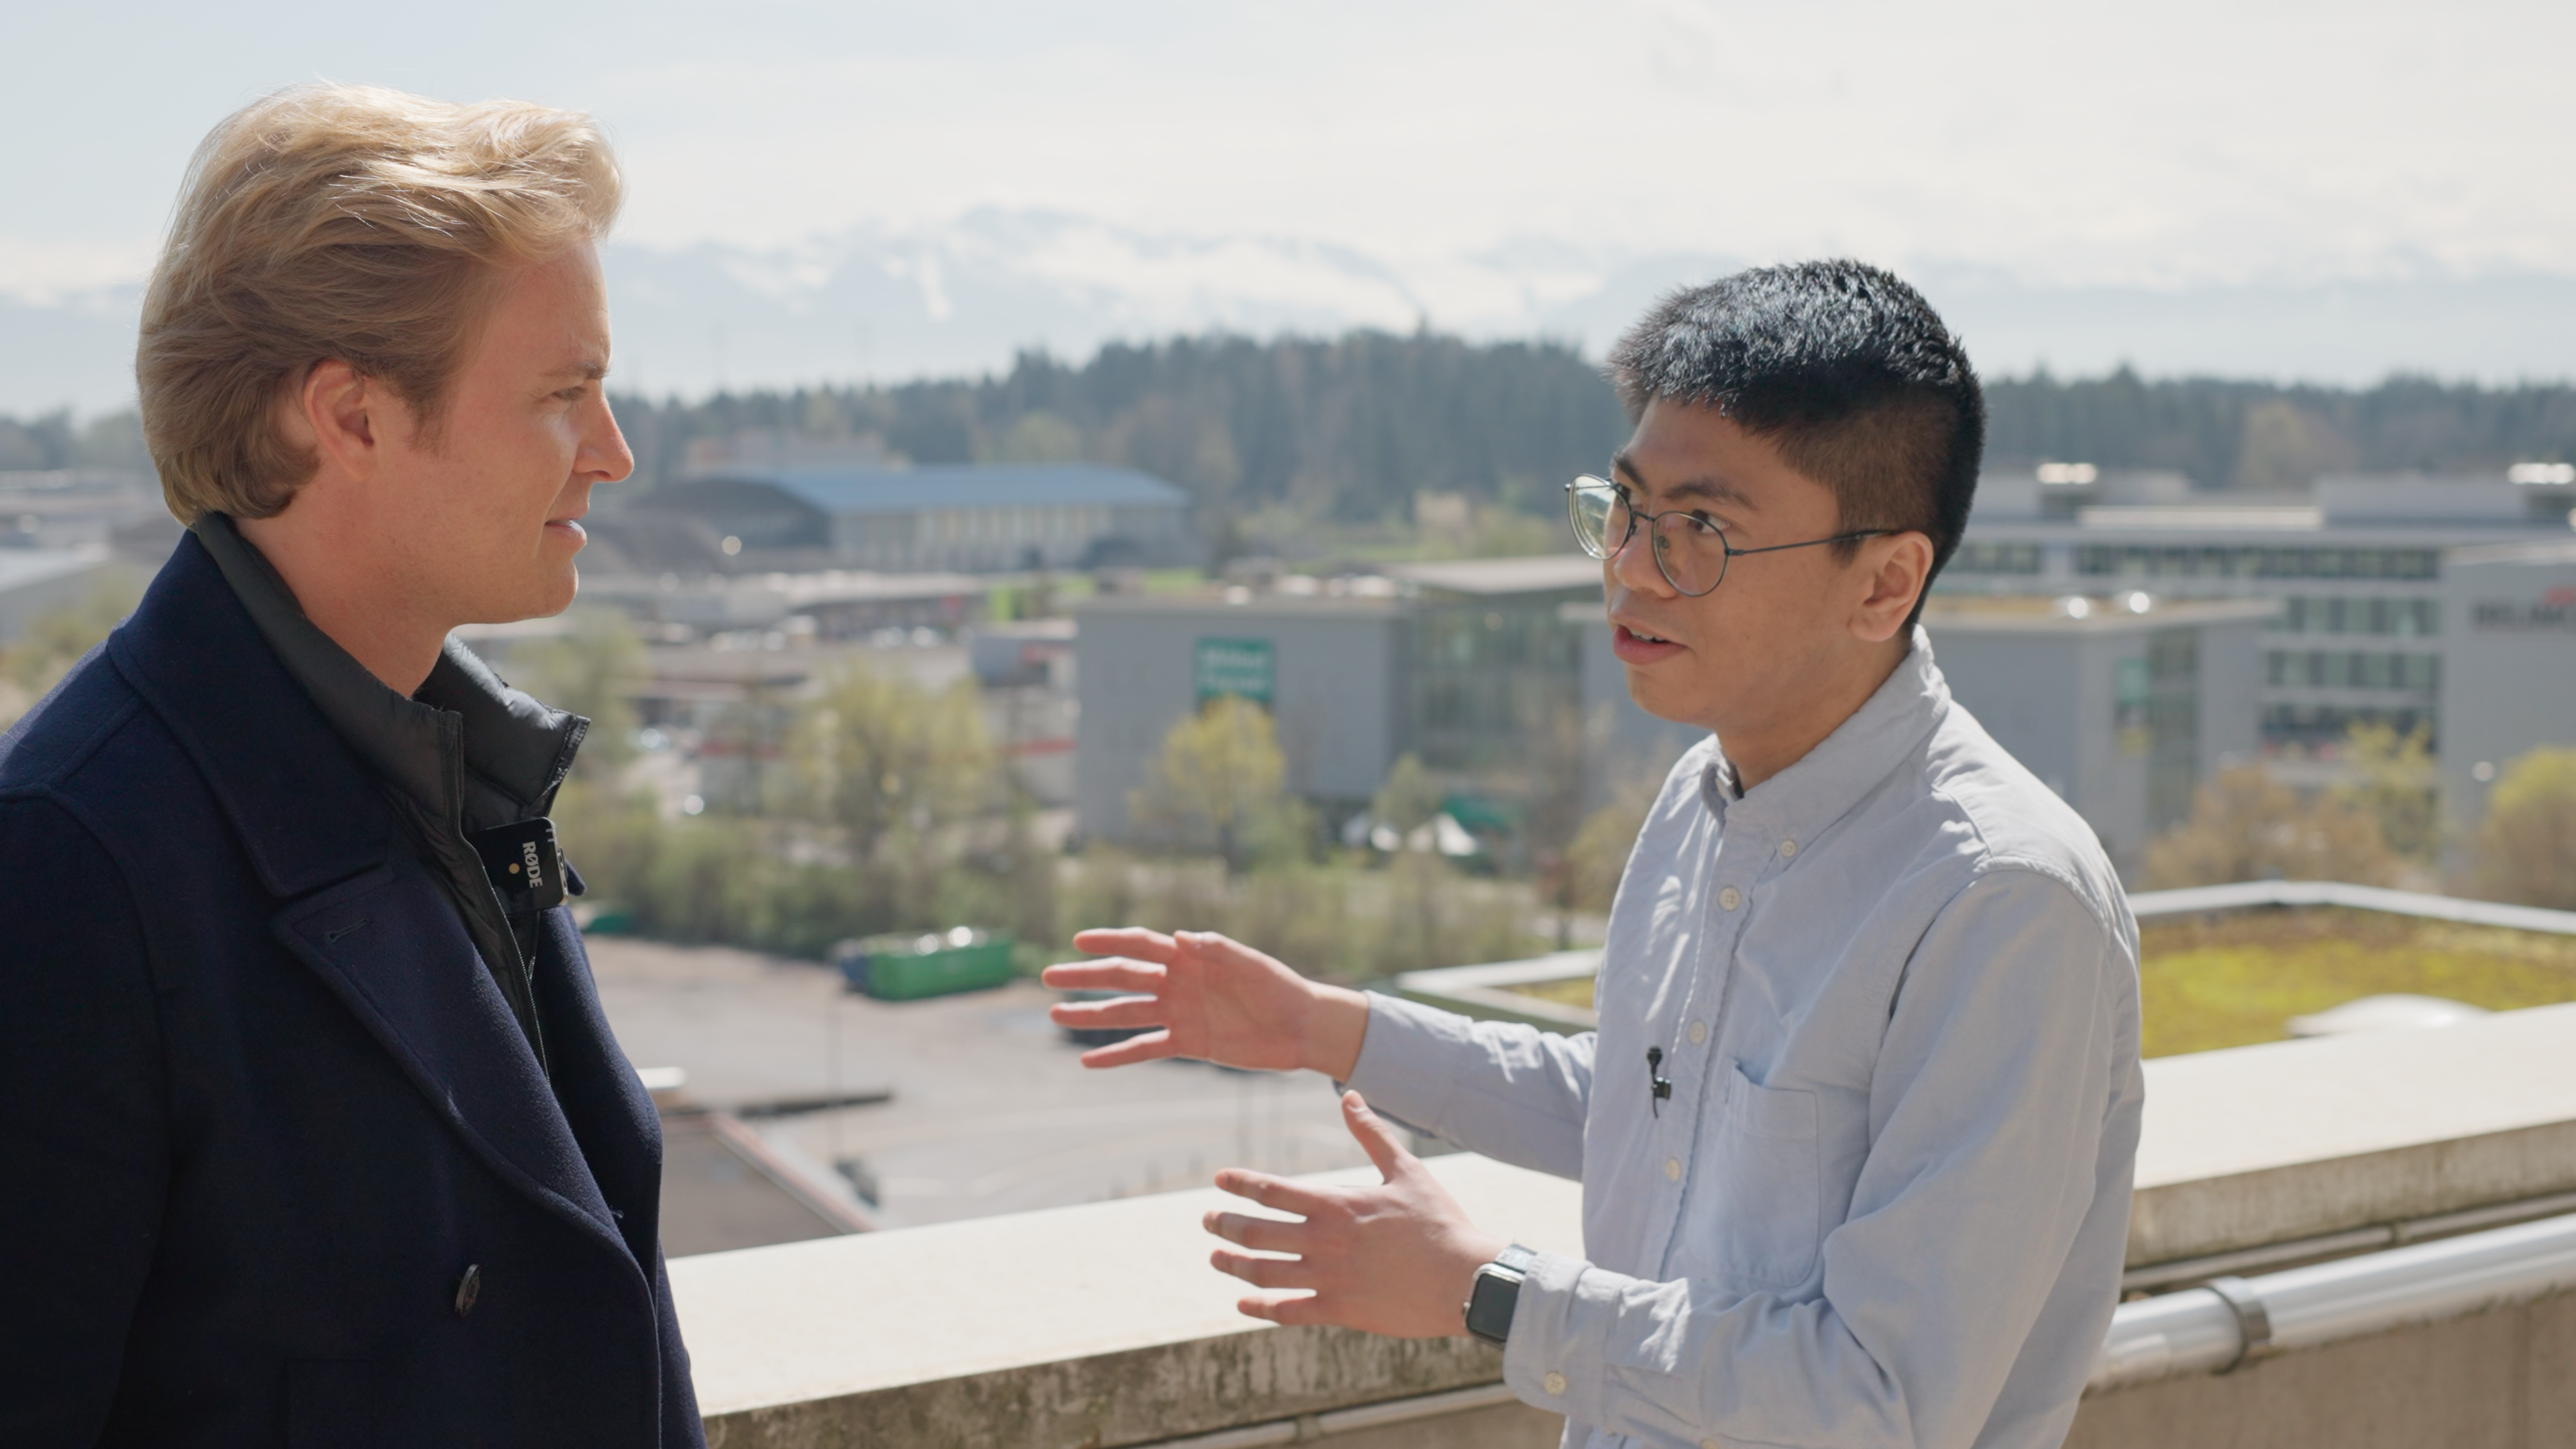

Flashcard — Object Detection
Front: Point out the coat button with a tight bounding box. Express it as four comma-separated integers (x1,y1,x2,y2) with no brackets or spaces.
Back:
453,1264,482,1319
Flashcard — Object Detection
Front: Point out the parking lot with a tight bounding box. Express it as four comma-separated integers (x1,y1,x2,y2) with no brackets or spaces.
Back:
586,936,1375,1232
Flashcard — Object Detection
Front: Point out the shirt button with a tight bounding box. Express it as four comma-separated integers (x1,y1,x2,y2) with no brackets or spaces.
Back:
1664,1157,1682,1182
1703,1440,1723,1449
1719,886,1742,910
1544,1371,1568,1396
1688,1020,1707,1045
453,1263,482,1319
1779,839,1797,858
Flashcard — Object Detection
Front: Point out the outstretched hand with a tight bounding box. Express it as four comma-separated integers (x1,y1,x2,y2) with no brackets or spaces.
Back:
1201,1091,1504,1337
1043,928,1368,1079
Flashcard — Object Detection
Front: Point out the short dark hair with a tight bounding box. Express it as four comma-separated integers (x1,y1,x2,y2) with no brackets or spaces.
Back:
1605,261,1983,625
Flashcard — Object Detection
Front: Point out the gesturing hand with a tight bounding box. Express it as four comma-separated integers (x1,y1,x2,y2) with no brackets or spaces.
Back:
1201,1091,1505,1338
1043,928,1367,1079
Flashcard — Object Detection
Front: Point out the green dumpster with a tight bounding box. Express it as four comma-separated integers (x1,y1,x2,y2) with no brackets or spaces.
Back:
836,927,1017,1001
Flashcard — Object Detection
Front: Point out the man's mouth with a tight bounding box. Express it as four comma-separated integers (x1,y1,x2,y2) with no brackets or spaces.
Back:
1623,625,1670,644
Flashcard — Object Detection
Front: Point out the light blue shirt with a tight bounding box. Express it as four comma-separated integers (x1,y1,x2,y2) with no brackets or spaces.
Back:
1349,630,2145,1449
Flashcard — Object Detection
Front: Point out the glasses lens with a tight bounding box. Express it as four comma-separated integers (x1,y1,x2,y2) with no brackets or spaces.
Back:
1567,478,1620,559
1649,514,1729,596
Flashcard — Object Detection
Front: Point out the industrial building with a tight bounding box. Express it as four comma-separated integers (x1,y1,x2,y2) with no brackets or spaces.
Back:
1073,557,1606,851
634,464,1195,574
1947,467,2576,827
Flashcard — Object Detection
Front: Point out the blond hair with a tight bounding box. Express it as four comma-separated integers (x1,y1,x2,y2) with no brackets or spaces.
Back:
138,84,622,523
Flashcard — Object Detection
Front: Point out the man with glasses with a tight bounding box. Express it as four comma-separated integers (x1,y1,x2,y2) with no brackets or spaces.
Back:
1049,262,2142,1449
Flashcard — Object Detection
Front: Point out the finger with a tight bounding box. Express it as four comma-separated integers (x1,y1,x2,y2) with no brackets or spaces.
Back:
1040,959,1168,993
1203,1210,1306,1252
1077,1030,1180,1069
1210,1248,1310,1289
1214,1169,1330,1217
1048,996,1169,1030
1340,1091,1415,1182
1071,927,1179,961
1237,1292,1330,1326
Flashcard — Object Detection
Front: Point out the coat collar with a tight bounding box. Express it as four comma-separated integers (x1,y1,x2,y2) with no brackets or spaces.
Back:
108,531,394,900
191,513,588,837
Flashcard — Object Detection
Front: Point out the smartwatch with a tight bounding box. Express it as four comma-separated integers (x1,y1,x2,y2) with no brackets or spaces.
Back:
1462,1244,1539,1346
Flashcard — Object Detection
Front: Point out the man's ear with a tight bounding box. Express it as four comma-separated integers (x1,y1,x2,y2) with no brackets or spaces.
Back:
288,359,383,484
1848,531,1934,643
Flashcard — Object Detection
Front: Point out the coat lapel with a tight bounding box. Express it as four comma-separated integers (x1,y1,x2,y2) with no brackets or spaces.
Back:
273,866,625,1250
112,537,629,1259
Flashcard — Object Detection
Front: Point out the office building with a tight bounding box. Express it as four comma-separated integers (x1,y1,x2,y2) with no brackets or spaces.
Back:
1947,466,2576,825
1919,594,2271,875
2435,539,2576,831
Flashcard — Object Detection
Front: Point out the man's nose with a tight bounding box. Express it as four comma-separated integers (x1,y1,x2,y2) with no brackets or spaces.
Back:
588,403,637,486
1609,520,1673,596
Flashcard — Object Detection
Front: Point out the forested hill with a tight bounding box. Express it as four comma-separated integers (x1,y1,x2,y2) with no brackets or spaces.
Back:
9,333,2575,528
609,341,2576,523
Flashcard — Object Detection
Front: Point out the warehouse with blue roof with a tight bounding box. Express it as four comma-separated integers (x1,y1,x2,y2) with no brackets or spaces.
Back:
639,463,1196,572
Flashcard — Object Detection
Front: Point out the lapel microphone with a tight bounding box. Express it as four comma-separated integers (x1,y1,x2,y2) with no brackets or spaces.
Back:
1646,1046,1673,1116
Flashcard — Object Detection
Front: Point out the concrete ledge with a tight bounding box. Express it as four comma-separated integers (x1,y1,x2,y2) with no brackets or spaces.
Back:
674,1152,1583,1448
2131,1002,2576,1264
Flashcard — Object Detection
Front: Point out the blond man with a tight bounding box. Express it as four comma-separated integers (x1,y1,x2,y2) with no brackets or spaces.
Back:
0,86,702,1446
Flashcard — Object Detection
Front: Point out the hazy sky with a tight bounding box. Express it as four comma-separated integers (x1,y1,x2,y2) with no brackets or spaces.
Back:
5,0,2573,384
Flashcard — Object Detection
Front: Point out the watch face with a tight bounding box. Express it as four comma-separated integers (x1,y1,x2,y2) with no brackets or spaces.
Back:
1464,1265,1522,1345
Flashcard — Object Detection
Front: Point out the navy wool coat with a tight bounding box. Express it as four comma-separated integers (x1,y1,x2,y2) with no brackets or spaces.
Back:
0,538,704,1448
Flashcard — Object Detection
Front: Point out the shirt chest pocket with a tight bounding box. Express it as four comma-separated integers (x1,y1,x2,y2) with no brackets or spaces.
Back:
1683,1061,1823,1291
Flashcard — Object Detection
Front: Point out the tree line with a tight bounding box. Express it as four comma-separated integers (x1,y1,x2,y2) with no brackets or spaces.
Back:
11,335,2575,521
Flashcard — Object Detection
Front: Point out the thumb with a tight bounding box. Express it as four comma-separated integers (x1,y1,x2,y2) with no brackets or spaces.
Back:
1340,1091,1415,1182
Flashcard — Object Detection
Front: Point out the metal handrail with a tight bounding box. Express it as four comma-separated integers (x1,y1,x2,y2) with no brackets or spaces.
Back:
2092,1210,2576,1391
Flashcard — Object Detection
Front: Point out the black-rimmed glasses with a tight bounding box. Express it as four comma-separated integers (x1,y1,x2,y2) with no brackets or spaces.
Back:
1564,476,1890,597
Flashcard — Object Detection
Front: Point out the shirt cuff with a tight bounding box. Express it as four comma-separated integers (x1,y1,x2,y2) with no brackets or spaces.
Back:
1499,1249,1602,1420
1342,991,1469,1130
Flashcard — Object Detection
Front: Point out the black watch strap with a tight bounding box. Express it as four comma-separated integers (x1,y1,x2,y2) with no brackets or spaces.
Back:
1462,1244,1538,1346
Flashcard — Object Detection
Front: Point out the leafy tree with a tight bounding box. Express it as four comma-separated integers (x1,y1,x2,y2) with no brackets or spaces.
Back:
2144,767,2398,889
2337,720,2440,862
1128,696,1306,873
1564,780,1656,913
786,666,1002,867
1369,753,1444,838
2470,747,2576,910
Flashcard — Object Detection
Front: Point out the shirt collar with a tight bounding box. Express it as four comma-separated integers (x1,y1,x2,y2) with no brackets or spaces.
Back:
1705,625,1950,843
191,513,586,833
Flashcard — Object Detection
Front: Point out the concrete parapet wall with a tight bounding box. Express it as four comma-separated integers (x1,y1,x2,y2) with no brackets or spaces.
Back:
676,1154,1580,1449
677,1002,2576,1447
